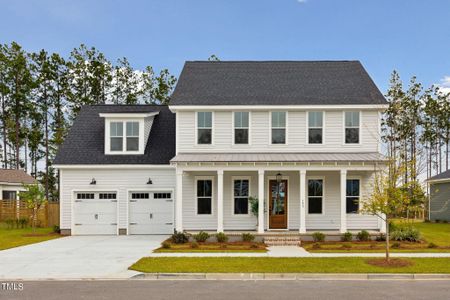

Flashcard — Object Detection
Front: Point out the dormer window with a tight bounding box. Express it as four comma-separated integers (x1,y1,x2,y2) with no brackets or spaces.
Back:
126,122,139,151
110,122,124,151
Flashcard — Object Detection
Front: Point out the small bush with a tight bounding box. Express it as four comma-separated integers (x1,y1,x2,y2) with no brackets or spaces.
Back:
216,232,228,243
390,226,421,242
356,230,370,241
312,243,321,249
443,220,449,224
435,219,441,223
52,225,60,233
4,219,15,229
171,231,189,244
161,241,171,249
375,233,386,242
428,242,438,249
389,221,399,232
341,232,353,242
18,218,28,228
220,243,227,249
391,242,401,248
193,231,210,242
191,241,199,248
242,233,255,242
312,232,325,242
424,219,431,223
250,243,259,249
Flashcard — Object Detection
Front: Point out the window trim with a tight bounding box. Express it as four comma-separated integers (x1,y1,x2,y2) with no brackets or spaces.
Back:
343,111,362,145
231,176,251,216
232,111,251,146
195,176,214,215
306,111,325,145
195,111,214,146
105,118,145,155
269,111,288,145
306,176,325,215
346,176,361,214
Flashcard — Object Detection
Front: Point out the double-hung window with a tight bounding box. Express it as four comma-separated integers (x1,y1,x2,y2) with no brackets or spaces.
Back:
344,112,360,144
197,112,212,144
271,112,286,144
233,179,249,214
308,179,323,214
126,122,139,151
110,122,124,151
346,179,360,213
197,179,212,214
308,112,323,144
110,121,140,152
234,112,249,144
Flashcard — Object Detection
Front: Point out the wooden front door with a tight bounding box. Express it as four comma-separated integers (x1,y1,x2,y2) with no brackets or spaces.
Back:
269,179,288,229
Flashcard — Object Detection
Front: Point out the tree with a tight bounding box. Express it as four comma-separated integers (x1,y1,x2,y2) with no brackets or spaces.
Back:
208,54,220,61
19,183,46,232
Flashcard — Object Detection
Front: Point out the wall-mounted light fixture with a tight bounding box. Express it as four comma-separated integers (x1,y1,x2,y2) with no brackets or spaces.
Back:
90,178,96,185
147,178,153,184
276,172,282,184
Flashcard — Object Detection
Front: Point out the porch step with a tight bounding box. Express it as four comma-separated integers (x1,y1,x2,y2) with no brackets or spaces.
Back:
264,236,301,246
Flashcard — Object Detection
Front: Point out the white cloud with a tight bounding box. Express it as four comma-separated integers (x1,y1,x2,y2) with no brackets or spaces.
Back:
437,76,450,95
297,0,307,3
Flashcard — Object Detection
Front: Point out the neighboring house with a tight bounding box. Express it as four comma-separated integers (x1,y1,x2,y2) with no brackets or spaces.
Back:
428,169,450,222
54,60,388,236
0,169,35,201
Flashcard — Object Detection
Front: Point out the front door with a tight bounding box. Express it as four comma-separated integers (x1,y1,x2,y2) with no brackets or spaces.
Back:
269,180,288,229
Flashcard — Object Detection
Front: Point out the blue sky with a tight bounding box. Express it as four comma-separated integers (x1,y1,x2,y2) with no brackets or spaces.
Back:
1,0,449,93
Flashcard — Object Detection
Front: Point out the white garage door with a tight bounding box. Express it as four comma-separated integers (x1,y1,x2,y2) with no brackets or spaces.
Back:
129,192,174,234
73,192,117,235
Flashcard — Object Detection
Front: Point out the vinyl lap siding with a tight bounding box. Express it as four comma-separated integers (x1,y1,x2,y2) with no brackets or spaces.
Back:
430,182,450,222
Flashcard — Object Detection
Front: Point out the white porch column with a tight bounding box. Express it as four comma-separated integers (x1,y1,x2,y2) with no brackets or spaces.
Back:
175,170,183,232
299,170,306,233
217,170,224,232
257,170,265,233
340,169,347,233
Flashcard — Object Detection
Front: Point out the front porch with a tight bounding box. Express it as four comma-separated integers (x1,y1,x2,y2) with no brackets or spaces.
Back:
172,154,387,235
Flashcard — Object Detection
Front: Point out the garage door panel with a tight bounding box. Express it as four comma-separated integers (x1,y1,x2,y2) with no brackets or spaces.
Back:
73,224,117,235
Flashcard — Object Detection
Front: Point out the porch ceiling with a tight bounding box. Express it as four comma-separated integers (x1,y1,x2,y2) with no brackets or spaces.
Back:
170,152,387,164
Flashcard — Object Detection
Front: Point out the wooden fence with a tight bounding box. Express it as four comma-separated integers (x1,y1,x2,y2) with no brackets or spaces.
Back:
0,200,60,228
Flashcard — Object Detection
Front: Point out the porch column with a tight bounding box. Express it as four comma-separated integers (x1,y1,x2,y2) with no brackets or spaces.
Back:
257,170,265,233
299,170,306,233
217,170,224,232
340,169,347,233
175,170,183,232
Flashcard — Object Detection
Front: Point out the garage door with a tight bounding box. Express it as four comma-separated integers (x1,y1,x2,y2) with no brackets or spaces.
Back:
73,192,117,235
129,192,174,234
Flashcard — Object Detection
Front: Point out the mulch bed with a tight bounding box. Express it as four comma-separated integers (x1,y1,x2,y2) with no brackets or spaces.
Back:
22,233,59,237
366,258,414,268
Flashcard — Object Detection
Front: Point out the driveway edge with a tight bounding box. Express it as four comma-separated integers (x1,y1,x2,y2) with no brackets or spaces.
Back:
131,273,450,280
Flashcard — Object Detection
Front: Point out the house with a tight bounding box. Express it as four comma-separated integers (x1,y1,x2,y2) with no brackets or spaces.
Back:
54,60,388,236
427,170,450,222
0,169,35,201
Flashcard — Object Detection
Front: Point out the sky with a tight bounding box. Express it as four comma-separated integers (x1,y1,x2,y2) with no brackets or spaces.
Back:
0,0,449,94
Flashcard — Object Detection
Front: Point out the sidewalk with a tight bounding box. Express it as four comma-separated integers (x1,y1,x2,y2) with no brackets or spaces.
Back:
148,246,450,258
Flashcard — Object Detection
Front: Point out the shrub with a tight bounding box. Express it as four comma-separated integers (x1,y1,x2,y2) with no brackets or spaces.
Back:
428,242,438,249
312,232,325,242
242,233,255,242
443,220,449,224
391,242,401,248
220,243,227,249
161,241,171,249
341,232,353,242
389,221,399,232
356,230,370,241
193,231,210,242
375,233,386,242
52,225,60,233
216,232,228,243
171,231,189,244
390,226,421,242
435,219,441,223
424,219,431,223
191,241,199,248
4,219,15,229
18,218,28,228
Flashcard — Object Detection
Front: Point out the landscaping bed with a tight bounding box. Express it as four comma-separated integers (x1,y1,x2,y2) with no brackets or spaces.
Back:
129,257,450,273
302,241,450,253
0,226,61,250
154,240,267,253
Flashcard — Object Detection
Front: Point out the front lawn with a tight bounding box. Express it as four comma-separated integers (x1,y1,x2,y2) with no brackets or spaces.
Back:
154,241,267,253
129,257,450,273
409,221,450,246
0,226,60,250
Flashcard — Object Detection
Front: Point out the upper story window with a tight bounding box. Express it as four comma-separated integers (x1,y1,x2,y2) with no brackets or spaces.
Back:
234,112,249,144
344,112,360,144
271,112,286,144
109,121,140,153
197,112,212,144
308,111,323,144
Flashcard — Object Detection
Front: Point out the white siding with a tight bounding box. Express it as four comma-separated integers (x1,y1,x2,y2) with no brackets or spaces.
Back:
60,168,176,231
177,110,381,153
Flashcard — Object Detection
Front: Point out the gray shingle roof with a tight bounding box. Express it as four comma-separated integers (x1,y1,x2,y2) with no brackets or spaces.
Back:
428,169,450,182
171,152,387,163
170,61,387,106
53,105,175,165
0,169,35,184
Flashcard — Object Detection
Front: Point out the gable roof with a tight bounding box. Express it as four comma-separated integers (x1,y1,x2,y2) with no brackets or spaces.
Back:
428,169,450,182
0,169,35,184
170,61,387,106
53,105,175,165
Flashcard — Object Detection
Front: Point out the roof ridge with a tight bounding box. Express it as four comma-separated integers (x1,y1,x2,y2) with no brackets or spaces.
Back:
186,60,360,63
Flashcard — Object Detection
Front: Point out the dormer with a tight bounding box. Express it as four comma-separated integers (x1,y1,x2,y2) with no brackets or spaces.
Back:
99,112,159,155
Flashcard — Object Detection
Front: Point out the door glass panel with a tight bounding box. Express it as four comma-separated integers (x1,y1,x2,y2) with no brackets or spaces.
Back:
270,181,286,215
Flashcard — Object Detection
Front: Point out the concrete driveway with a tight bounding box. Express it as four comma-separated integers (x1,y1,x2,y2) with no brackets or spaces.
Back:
0,235,166,280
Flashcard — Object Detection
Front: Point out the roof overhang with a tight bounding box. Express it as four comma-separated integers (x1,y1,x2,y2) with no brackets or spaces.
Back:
169,104,388,112
99,112,159,118
427,178,450,184
53,164,175,170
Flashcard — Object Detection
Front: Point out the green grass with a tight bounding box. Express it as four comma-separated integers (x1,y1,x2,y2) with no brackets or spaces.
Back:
154,241,267,253
408,222,450,246
0,227,60,250
130,257,450,273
